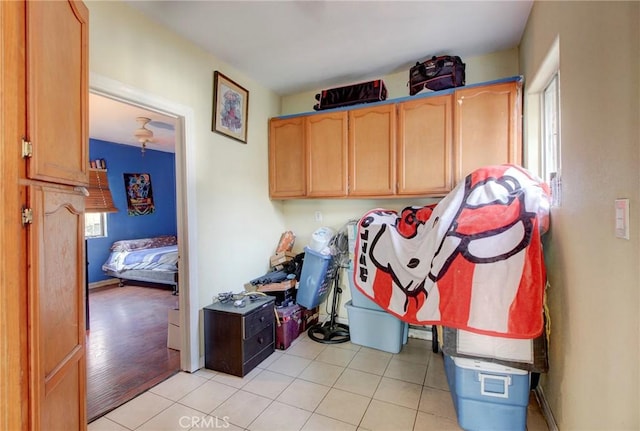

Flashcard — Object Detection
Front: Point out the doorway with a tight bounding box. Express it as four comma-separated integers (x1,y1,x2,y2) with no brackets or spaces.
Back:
86,74,199,420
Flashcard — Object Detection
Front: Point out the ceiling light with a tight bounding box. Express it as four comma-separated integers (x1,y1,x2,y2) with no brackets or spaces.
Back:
134,117,154,156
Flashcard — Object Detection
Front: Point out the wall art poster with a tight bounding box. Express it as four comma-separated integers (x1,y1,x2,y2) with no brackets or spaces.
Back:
212,71,249,143
123,173,155,216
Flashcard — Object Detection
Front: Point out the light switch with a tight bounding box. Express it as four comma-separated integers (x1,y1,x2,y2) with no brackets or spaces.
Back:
615,199,629,239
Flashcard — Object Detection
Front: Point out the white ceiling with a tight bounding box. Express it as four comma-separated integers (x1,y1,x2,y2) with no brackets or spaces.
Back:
89,93,177,153
90,0,534,153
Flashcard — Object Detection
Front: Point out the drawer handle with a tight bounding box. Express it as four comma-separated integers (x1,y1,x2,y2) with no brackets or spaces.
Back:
259,316,265,323
258,337,264,344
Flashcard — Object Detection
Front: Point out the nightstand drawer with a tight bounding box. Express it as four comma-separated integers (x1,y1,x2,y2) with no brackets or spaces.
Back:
244,324,274,360
243,303,274,339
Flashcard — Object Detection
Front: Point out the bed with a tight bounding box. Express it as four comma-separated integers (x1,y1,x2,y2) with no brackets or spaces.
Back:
102,235,179,295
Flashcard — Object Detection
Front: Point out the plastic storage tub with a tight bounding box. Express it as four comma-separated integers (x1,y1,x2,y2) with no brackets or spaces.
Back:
345,300,408,354
275,304,302,350
296,247,334,309
444,354,530,431
347,269,383,311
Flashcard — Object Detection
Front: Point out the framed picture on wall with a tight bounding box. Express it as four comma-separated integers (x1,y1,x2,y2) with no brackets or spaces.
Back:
123,173,155,216
212,71,249,144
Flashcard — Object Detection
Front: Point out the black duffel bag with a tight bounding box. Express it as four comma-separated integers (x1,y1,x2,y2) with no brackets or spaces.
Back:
409,55,466,95
314,79,387,111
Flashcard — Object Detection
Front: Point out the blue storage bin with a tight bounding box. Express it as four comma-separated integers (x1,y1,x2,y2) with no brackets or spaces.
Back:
347,269,383,311
345,300,407,354
296,247,334,309
444,354,530,431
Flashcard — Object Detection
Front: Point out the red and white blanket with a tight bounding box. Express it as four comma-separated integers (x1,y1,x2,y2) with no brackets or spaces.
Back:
353,165,550,339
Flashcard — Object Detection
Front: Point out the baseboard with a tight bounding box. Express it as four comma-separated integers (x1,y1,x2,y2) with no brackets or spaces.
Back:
88,279,119,290
534,384,559,431
408,325,432,341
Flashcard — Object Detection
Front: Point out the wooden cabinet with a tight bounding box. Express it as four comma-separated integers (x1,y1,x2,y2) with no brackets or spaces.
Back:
27,0,88,187
203,297,275,377
0,1,89,429
453,80,522,184
348,104,396,196
306,111,348,197
29,183,87,431
397,94,453,196
268,78,522,199
269,116,306,198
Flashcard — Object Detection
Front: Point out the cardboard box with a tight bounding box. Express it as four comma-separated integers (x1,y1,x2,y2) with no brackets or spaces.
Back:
168,308,180,326
299,306,319,333
167,308,181,350
257,280,296,307
270,251,297,267
168,323,181,350
444,355,530,431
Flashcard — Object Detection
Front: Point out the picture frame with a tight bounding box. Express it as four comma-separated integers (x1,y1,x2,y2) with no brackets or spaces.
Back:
212,71,249,144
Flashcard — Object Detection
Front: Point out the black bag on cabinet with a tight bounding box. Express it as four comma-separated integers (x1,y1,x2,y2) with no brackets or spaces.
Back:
313,79,387,111
409,55,466,95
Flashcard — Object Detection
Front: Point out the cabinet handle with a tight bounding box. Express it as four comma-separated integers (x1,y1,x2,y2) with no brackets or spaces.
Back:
258,337,264,344
259,316,265,323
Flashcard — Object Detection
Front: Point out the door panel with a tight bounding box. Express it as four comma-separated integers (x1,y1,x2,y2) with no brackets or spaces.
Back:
348,104,396,196
397,95,453,195
26,0,88,186
306,112,348,197
453,81,522,183
269,117,306,198
29,183,86,430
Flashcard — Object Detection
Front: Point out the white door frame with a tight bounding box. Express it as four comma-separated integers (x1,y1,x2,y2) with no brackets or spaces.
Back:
89,72,200,372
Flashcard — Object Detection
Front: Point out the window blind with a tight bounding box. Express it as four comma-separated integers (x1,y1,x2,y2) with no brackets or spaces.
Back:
86,169,118,213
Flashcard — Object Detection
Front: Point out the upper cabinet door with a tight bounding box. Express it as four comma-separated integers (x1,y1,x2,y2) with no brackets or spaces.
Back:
306,111,348,197
397,95,453,196
348,104,396,196
27,0,88,186
269,117,306,198
453,81,522,184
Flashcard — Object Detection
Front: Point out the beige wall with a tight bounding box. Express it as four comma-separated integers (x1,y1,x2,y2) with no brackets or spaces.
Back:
520,1,639,429
87,1,286,310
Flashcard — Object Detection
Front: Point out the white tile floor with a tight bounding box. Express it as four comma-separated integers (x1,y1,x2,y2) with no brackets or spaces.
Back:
89,336,550,431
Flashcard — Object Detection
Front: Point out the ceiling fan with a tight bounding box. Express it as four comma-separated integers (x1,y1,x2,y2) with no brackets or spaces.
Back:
133,117,154,155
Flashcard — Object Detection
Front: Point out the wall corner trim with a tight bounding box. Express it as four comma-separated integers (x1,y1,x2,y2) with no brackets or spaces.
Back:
534,384,559,431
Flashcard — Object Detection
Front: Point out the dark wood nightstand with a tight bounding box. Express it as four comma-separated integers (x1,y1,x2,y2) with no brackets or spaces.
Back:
203,296,275,377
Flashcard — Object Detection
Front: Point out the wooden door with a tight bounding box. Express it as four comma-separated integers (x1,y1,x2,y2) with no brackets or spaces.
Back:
348,104,396,196
26,0,88,186
269,117,306,198
306,111,348,197
397,95,453,196
453,81,522,184
28,184,87,430
25,1,89,429
0,1,29,428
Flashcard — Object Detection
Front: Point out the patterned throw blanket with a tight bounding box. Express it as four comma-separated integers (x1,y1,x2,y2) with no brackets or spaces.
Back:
353,165,550,339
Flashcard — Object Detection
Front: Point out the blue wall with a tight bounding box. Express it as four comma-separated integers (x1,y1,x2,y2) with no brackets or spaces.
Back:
87,139,177,283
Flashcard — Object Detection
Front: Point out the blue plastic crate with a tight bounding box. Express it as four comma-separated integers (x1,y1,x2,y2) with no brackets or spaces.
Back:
296,247,334,309
444,354,530,431
345,300,408,354
347,269,383,311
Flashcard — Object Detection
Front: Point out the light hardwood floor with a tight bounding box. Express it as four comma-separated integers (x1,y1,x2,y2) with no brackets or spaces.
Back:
86,284,180,423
